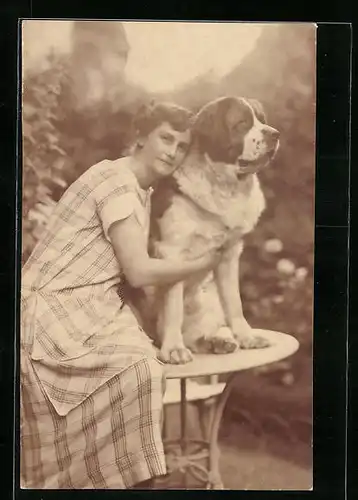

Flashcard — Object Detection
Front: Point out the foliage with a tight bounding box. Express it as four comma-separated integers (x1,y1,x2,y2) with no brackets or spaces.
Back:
22,54,70,261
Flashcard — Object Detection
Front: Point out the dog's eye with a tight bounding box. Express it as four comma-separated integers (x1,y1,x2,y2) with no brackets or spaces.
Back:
232,120,247,132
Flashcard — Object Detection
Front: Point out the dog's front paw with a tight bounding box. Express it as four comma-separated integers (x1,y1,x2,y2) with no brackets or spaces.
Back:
209,326,239,354
159,342,193,364
233,320,271,350
239,335,271,349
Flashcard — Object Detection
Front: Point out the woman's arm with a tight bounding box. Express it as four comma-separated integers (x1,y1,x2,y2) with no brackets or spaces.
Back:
108,214,221,288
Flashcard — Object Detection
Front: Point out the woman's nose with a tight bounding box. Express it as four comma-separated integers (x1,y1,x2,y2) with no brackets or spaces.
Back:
166,145,177,160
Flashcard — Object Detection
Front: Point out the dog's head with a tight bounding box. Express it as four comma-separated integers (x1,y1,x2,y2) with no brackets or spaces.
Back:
192,96,280,176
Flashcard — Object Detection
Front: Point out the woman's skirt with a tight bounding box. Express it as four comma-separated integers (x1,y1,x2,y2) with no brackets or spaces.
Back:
20,349,167,489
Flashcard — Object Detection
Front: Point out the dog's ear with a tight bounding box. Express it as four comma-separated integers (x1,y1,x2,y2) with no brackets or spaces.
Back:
246,98,267,124
192,96,239,140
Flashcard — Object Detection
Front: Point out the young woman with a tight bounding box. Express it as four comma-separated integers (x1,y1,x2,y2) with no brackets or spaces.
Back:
20,102,223,489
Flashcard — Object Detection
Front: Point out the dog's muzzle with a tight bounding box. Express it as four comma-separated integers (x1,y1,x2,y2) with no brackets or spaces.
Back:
236,147,278,176
236,128,280,176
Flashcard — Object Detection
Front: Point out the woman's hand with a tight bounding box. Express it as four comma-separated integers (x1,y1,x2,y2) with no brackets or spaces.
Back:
109,214,225,288
190,246,224,273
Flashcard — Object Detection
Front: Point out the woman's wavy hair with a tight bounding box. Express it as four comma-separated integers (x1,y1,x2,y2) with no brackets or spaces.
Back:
133,100,195,138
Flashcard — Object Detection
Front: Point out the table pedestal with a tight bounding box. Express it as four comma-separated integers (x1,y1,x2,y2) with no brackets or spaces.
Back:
157,374,236,489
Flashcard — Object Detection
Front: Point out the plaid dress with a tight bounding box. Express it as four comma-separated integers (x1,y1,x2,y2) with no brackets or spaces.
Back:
20,159,167,488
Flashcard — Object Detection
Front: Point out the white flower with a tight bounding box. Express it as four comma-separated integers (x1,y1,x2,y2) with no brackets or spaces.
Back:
28,208,48,226
277,258,296,275
282,373,295,386
295,267,308,281
272,295,284,304
264,238,283,253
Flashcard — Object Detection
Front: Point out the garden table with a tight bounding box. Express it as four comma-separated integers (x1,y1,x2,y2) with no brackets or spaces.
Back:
158,329,299,489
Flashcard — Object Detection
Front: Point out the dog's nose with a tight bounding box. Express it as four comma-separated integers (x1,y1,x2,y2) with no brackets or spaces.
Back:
263,126,280,147
265,126,280,140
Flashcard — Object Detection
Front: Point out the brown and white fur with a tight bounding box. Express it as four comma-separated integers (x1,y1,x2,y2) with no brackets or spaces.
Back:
142,96,280,364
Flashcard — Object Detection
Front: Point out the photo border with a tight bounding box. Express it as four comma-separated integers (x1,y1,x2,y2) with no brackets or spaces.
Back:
0,6,352,499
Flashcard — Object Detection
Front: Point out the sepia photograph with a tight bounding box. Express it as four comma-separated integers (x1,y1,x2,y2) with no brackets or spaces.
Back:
20,20,316,490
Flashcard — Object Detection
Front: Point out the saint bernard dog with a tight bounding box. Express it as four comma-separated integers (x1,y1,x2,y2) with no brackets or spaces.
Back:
144,96,280,364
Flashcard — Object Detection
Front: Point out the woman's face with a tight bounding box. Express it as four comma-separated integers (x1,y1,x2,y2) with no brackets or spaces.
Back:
139,121,191,179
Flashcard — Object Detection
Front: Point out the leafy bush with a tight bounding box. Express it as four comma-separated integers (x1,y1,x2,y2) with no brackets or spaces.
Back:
22,53,149,262
22,54,70,262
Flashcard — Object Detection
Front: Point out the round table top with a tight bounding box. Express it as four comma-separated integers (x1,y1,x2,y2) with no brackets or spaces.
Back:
164,330,299,379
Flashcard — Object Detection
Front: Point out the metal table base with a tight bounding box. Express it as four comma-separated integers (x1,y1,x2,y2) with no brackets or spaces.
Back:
158,375,237,489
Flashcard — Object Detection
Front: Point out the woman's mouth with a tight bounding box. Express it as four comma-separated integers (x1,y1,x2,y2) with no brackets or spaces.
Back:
160,159,173,167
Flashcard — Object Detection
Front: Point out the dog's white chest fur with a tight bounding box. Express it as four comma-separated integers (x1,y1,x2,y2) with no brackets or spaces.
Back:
155,167,266,260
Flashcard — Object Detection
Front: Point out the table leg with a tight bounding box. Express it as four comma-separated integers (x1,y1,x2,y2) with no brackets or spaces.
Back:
180,379,188,488
161,374,238,490
206,374,238,489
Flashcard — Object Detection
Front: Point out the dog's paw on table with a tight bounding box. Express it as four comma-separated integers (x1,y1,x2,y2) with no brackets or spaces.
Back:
159,343,193,364
195,327,239,354
232,321,271,349
237,335,271,349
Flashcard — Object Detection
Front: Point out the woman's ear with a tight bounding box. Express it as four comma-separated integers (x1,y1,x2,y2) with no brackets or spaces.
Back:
131,129,145,151
137,137,145,148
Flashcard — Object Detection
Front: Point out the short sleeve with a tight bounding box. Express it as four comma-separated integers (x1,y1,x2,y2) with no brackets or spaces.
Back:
94,177,138,241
